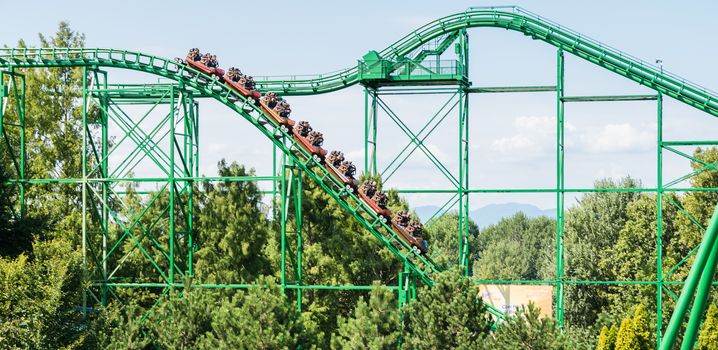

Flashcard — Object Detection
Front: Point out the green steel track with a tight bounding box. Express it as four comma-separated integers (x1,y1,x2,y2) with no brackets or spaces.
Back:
0,49,444,277
0,47,473,314
3,6,718,343
255,6,718,120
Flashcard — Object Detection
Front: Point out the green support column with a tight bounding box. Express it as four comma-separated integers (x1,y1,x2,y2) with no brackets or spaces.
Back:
0,72,4,142
186,92,196,277
0,71,26,215
555,49,566,327
18,73,26,220
169,85,176,287
661,204,718,349
295,168,303,311
656,93,664,348
280,155,290,291
682,236,718,349
456,29,471,275
364,87,378,175
81,67,89,313
99,70,110,305
398,263,417,308
458,84,470,275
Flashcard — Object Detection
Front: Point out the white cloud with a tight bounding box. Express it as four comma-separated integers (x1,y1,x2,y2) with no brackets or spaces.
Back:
491,134,535,153
581,123,655,153
489,115,560,160
207,143,227,153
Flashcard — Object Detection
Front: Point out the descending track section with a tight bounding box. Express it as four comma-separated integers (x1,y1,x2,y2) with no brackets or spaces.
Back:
255,6,718,120
0,47,464,306
0,48,438,270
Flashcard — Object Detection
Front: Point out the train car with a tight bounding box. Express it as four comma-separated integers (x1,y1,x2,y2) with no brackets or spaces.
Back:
391,211,428,254
184,48,224,80
357,180,392,222
292,121,328,163
324,151,359,193
260,92,295,132
223,67,261,103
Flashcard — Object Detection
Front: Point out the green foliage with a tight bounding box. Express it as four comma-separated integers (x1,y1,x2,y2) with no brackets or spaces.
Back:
605,304,652,350
401,268,492,350
270,174,404,340
0,164,47,258
424,212,480,269
100,278,322,350
473,212,554,281
564,177,642,328
604,193,679,322
15,19,718,350
614,318,636,350
597,325,618,350
6,22,88,247
697,303,718,350
674,148,718,281
484,303,591,350
331,284,401,349
95,303,150,350
0,239,98,349
198,278,322,349
194,160,272,283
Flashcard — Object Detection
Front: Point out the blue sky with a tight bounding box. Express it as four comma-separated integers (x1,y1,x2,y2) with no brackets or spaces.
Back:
3,1,718,210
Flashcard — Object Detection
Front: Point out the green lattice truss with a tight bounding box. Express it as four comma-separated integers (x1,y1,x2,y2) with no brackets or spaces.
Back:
2,6,718,348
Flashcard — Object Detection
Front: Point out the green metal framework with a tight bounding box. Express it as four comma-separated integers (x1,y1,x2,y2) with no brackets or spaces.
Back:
2,6,718,348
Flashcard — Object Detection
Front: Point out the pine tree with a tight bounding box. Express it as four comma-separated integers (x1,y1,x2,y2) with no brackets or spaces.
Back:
331,284,401,349
597,326,612,350
401,268,492,350
198,278,323,349
612,304,652,350
697,304,718,350
194,160,272,283
614,317,637,350
267,174,405,343
631,304,652,350
484,303,591,350
606,325,619,350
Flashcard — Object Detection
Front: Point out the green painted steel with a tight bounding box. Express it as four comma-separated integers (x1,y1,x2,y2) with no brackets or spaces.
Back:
555,49,566,327
3,6,718,343
0,47,465,310
252,6,718,121
661,205,718,349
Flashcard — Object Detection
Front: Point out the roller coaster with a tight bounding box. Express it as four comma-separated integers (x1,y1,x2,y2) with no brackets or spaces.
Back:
183,48,430,256
2,6,718,348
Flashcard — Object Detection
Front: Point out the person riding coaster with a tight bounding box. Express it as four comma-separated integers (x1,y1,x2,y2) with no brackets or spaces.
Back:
224,67,261,103
391,210,428,254
406,221,429,252
186,48,201,62
183,48,224,80
259,92,295,131
323,150,359,193
291,121,327,163
358,180,392,222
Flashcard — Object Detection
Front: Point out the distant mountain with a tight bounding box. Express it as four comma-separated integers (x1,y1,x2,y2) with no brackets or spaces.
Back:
413,202,555,229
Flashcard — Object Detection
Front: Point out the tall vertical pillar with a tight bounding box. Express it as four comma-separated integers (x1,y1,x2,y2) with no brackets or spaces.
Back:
555,49,566,327
655,93,664,347
457,29,471,275
364,87,378,175
294,168,303,311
